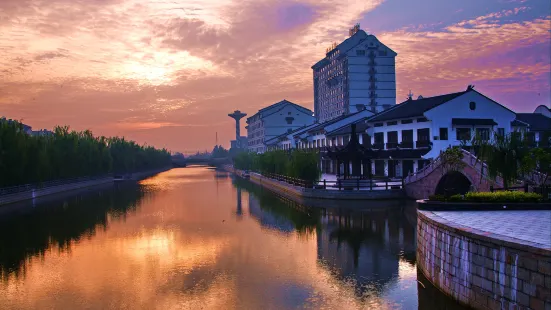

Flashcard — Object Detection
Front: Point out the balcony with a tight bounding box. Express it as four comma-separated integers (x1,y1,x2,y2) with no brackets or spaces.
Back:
386,142,398,149
416,140,430,148
372,143,384,150
399,141,414,149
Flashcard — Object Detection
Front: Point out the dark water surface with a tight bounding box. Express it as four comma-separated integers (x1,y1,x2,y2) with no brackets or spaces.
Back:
0,167,464,309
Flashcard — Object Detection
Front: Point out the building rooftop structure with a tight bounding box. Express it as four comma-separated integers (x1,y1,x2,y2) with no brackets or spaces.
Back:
515,113,551,132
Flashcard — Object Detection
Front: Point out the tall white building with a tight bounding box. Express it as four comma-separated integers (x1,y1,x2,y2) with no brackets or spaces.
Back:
247,100,315,153
312,24,397,123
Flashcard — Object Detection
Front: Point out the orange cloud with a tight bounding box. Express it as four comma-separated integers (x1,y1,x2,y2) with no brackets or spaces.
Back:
0,0,549,151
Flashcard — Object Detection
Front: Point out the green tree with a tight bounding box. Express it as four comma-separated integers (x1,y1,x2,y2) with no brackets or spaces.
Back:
522,147,551,187
472,132,531,189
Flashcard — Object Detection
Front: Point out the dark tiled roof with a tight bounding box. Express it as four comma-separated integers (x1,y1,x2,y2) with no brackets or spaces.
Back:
515,113,551,131
368,91,467,122
326,121,369,137
452,118,497,126
511,119,529,127
265,124,316,144
305,114,353,134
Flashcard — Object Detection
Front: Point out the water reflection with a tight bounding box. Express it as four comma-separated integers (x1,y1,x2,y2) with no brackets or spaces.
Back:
0,167,464,309
234,178,420,305
0,183,144,280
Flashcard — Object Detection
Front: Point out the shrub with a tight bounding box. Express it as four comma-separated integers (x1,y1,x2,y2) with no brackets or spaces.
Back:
448,194,464,202
428,191,543,202
464,191,542,203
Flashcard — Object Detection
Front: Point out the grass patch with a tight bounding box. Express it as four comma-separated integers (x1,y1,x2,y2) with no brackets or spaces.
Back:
429,191,543,203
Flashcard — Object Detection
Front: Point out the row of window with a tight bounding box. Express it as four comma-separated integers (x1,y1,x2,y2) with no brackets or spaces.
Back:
321,159,430,178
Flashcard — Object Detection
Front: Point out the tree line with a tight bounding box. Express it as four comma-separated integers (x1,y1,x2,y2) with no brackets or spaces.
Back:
233,150,320,182
0,120,171,187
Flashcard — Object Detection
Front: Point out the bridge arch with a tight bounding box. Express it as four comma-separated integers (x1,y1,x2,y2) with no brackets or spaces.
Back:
434,171,473,196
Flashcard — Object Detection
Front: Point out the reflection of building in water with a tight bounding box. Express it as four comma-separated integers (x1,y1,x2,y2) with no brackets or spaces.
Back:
236,188,243,217
248,194,294,233
316,207,416,295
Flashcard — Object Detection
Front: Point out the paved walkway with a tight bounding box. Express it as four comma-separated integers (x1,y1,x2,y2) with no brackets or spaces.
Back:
433,210,551,249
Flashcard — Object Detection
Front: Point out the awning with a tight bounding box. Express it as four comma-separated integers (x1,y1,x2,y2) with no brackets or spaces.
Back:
452,118,497,126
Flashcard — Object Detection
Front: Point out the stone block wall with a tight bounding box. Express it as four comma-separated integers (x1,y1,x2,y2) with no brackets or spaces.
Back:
417,210,551,310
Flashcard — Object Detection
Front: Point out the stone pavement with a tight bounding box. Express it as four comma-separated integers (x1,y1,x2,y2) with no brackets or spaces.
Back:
433,210,551,249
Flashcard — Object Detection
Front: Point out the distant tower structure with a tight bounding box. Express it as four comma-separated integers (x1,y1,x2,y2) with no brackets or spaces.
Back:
228,110,247,148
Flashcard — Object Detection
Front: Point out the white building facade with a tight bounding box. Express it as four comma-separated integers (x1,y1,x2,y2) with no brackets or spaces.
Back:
260,86,546,180
247,100,315,153
363,86,518,177
312,24,397,123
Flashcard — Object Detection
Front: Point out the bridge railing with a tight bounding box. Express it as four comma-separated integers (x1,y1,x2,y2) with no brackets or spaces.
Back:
0,174,113,197
403,148,505,186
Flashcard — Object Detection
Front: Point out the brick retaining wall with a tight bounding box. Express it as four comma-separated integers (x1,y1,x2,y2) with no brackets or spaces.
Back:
417,210,551,310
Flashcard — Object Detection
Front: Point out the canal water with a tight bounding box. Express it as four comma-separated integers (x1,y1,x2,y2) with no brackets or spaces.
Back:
0,167,465,309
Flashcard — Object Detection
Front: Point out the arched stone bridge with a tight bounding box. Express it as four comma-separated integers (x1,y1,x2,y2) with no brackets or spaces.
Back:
404,149,504,200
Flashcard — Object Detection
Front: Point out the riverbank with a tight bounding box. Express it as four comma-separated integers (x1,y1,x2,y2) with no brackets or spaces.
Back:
417,209,551,310
0,166,172,206
225,166,405,201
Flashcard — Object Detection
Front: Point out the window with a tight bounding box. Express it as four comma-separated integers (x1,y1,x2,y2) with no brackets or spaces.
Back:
387,131,398,143
361,134,371,146
497,128,505,137
401,119,413,124
374,132,384,144
387,121,397,126
469,101,476,110
374,123,384,127
402,130,413,142
439,128,448,140
417,117,428,122
417,128,430,141
356,50,365,56
476,128,490,140
456,128,471,141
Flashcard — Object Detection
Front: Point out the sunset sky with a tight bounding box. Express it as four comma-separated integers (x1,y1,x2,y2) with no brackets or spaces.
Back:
1,0,550,153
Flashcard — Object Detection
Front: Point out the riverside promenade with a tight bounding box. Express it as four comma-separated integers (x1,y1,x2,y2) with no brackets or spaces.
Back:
225,166,405,201
417,209,551,310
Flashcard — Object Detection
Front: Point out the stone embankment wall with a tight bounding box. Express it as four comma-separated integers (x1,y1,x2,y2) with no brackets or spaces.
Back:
417,210,551,310
0,178,114,206
0,166,172,206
